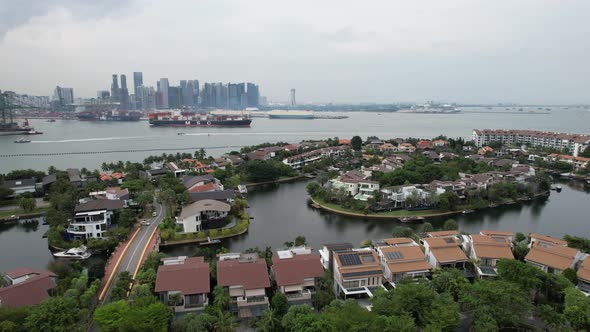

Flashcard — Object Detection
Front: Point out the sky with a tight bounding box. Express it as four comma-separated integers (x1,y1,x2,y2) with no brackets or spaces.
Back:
0,0,589,104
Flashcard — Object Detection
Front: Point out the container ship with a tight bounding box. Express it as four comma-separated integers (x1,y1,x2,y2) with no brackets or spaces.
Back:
268,110,315,119
77,110,142,121
148,110,251,127
0,119,40,136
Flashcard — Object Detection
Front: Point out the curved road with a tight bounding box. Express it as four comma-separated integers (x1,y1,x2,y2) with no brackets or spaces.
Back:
101,201,165,302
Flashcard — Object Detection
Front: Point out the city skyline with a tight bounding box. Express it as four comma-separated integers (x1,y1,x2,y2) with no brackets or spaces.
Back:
0,1,589,104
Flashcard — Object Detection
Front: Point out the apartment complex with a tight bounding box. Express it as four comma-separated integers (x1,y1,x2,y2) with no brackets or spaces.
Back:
472,129,590,157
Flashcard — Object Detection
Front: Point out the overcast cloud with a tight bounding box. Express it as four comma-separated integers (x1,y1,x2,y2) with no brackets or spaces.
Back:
0,0,588,104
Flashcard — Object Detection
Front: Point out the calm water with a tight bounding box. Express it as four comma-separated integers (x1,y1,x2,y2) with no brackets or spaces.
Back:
1,107,589,172
1,180,588,271
162,179,590,257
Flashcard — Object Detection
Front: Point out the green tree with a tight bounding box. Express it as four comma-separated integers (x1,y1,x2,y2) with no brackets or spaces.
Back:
94,300,129,332
212,285,230,310
392,226,415,239
171,313,216,332
282,305,315,332
25,297,80,332
442,218,458,231
271,292,289,318
351,136,362,151
257,309,282,332
18,197,36,212
431,268,469,301
424,292,460,331
294,235,307,247
306,182,321,197
562,268,578,285
564,286,590,330
420,222,434,233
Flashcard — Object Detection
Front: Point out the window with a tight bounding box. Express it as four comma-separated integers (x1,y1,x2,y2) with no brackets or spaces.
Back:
96,225,100,230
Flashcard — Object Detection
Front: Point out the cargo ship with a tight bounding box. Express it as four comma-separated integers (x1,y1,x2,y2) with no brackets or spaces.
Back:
0,119,39,136
148,110,251,127
268,110,315,119
77,110,142,121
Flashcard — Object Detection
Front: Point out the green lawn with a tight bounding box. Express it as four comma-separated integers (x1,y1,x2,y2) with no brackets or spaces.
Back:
0,207,49,219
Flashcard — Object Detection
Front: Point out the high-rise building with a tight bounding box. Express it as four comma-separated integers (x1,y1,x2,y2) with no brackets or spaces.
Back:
119,74,130,110
246,83,259,107
180,80,193,108
97,90,110,99
138,86,156,110
158,78,169,109
133,72,143,109
201,83,215,108
214,83,227,109
168,86,181,109
52,86,74,110
111,75,120,102
228,83,240,109
192,80,200,107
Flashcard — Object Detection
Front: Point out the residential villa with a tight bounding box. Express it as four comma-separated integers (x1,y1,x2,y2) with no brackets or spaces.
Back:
576,257,590,294
472,129,590,157
67,199,124,240
89,187,130,204
375,238,432,284
525,243,582,275
165,162,187,178
318,243,354,270
155,256,210,313
332,249,384,298
182,175,224,193
0,269,56,307
271,247,324,306
217,253,271,319
546,153,590,170
177,199,231,233
465,234,514,278
528,233,568,248
421,237,469,269
246,146,285,161
4,178,36,196
283,146,350,169
425,230,460,238
398,143,416,153
380,185,430,209
330,170,380,200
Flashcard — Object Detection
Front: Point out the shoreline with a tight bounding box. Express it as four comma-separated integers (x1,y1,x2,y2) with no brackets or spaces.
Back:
159,226,249,247
245,175,312,188
309,192,549,220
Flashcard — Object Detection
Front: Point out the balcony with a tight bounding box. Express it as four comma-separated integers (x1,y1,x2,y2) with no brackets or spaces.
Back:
67,227,87,234
285,289,312,301
236,296,269,308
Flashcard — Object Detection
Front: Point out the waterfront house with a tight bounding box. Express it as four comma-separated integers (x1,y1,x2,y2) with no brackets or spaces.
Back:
5,178,36,196
283,146,350,169
41,174,57,192
89,187,130,204
67,168,84,188
246,146,285,161
318,242,354,270
479,230,515,242
546,153,590,170
182,175,224,193
576,257,590,294
165,162,187,178
525,243,583,275
332,249,384,298
465,234,514,278
375,238,432,284
380,185,430,208
223,154,244,167
68,199,124,240
177,199,230,233
398,143,416,153
143,168,168,180
155,256,210,314
271,247,324,306
330,170,380,200
421,237,469,269
0,269,56,308
528,233,568,248
189,190,236,204
428,180,466,198
425,230,460,238
217,253,271,319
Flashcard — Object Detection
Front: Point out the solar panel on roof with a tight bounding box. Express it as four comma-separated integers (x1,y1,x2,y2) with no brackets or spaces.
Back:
340,253,361,266
342,270,383,278
385,251,405,260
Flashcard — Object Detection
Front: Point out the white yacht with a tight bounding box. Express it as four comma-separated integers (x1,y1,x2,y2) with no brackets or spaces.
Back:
53,245,91,260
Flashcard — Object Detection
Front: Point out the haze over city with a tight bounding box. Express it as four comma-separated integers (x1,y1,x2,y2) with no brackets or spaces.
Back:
0,0,589,104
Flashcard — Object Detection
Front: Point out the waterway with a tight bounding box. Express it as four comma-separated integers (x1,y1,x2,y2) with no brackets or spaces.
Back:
161,179,590,257
1,106,589,172
1,179,588,272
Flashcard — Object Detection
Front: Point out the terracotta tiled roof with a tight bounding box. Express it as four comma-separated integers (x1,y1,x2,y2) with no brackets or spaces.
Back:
4,268,53,279
423,238,468,264
217,257,270,290
381,238,416,246
529,233,567,246
577,257,590,282
335,250,383,278
426,230,459,238
471,235,514,260
188,182,217,193
473,129,590,144
272,254,324,287
379,246,431,274
155,257,210,295
0,274,55,307
480,230,514,237
525,243,579,271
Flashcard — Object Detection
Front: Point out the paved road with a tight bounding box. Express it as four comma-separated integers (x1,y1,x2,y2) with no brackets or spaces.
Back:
101,201,165,302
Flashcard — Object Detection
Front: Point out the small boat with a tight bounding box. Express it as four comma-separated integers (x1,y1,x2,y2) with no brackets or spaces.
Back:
237,184,248,195
177,132,185,135
47,119,56,122
200,237,221,246
24,130,43,135
555,185,562,192
14,138,31,143
399,216,425,223
53,245,91,260
462,209,475,214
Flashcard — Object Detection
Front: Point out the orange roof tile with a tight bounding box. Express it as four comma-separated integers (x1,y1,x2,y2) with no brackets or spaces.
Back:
525,243,578,271
529,233,567,246
577,257,590,282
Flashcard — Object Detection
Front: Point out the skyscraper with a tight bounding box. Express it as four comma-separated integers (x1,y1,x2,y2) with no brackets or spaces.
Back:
97,90,110,99
180,80,193,108
192,80,200,107
119,74,130,110
168,86,181,109
246,83,259,108
111,74,120,102
228,83,240,109
158,78,169,109
52,86,74,110
133,72,143,109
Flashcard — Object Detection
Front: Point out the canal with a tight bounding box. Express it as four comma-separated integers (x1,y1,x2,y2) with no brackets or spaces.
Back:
1,179,589,271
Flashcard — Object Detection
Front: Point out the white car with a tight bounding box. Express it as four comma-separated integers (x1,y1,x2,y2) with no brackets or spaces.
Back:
140,220,151,226
152,211,157,217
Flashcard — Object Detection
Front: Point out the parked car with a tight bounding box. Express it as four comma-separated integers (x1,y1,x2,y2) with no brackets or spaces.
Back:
152,211,157,217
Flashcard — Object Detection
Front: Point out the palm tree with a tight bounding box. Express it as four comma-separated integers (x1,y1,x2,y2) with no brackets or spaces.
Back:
212,286,230,310
212,308,237,332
